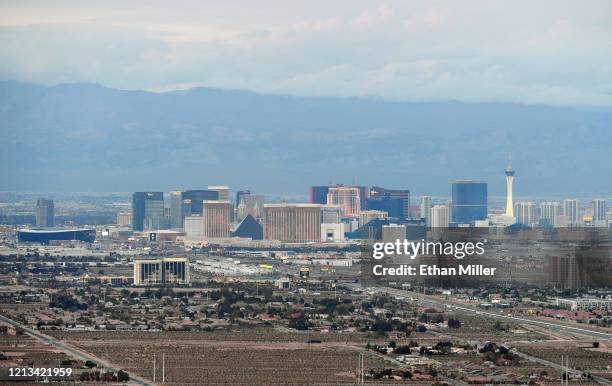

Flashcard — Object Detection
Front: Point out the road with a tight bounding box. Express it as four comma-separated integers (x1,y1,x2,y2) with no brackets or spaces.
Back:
0,314,154,386
511,349,612,385
428,327,612,385
350,284,612,340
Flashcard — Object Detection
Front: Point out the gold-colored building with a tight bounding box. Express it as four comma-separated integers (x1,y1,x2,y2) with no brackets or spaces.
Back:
264,204,321,243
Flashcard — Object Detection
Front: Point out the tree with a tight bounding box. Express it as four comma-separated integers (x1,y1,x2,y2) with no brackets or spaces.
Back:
448,318,461,328
117,370,130,382
85,360,97,368
288,316,311,330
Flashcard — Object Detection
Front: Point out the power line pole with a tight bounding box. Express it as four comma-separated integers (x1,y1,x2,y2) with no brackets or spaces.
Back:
153,353,156,383
162,352,165,384
358,353,360,384
361,354,365,385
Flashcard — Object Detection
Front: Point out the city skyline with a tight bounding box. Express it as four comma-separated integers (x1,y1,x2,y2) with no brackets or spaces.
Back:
1,3,611,385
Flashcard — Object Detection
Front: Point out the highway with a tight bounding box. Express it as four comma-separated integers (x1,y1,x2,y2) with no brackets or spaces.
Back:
0,314,154,386
427,328,612,385
511,349,612,385
350,284,612,340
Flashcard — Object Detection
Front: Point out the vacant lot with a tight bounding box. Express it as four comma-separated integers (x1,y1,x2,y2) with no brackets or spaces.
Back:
513,341,612,381
47,328,411,385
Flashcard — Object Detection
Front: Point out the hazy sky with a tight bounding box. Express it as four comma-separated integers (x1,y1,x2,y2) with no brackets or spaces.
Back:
1,0,611,108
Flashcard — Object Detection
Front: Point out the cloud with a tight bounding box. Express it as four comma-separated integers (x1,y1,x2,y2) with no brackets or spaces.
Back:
353,5,392,28
0,1,611,108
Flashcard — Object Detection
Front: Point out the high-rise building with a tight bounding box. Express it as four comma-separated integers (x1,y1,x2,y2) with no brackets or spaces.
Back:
182,190,219,217
451,181,487,224
356,186,369,209
311,185,368,209
203,200,231,238
419,196,432,226
505,161,515,217
539,202,562,227
132,192,164,231
184,215,205,240
36,198,54,227
264,204,321,242
431,205,449,228
592,199,607,226
235,190,251,205
321,205,342,224
309,186,330,205
207,186,229,201
117,212,132,227
144,199,165,230
369,186,410,221
327,186,361,217
169,191,184,229
515,202,537,227
359,210,388,227
133,257,189,286
367,195,403,221
563,199,580,225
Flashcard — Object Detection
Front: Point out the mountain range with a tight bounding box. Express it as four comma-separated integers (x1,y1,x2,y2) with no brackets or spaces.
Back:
1,80,610,196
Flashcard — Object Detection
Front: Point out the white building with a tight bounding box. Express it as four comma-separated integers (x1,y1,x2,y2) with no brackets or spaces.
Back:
540,202,562,227
555,298,612,311
133,257,189,286
563,199,580,225
419,196,432,226
592,199,607,227
321,223,345,242
515,202,537,227
430,205,449,228
208,186,230,201
184,215,205,240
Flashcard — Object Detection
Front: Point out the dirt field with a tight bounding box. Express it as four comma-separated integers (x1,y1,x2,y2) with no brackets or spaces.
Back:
513,340,612,381
47,328,413,385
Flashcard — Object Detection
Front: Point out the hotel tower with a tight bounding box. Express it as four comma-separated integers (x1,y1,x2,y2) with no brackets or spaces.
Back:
505,160,515,217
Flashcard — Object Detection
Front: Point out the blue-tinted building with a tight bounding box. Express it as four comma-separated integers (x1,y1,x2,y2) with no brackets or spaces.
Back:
309,186,330,205
451,181,487,224
17,228,96,244
232,214,263,240
369,186,410,221
367,196,404,221
132,192,164,231
182,190,219,216
235,190,251,205
345,218,390,240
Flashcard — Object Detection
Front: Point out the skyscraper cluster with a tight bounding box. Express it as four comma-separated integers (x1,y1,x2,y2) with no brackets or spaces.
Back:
123,163,608,245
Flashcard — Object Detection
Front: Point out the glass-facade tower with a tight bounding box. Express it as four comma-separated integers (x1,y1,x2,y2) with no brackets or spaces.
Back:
451,181,487,225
